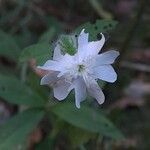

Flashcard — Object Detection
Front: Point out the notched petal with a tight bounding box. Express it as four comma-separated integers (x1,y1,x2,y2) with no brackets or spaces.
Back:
78,33,105,60
78,29,89,48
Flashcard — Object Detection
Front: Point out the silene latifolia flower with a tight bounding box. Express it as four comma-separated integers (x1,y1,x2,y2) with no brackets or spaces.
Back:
38,29,119,108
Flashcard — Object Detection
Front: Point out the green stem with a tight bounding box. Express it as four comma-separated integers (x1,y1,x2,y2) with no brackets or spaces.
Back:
20,62,28,83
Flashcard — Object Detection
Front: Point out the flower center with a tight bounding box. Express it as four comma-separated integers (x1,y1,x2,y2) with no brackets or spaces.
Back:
78,64,85,73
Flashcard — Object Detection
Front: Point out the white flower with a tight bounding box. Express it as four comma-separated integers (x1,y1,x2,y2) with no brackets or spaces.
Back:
38,29,119,108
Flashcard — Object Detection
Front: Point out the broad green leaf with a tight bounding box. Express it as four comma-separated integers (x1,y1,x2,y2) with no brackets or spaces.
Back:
27,72,49,100
20,42,52,65
76,19,118,41
0,74,45,106
0,30,20,60
50,117,95,147
0,108,44,150
67,125,95,146
51,103,123,140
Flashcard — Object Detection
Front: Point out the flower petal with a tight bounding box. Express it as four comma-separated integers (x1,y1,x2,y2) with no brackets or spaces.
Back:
40,71,58,85
95,50,119,66
78,33,105,62
86,77,105,105
53,45,63,60
37,60,61,71
92,65,117,83
53,80,71,100
78,29,89,48
73,77,87,108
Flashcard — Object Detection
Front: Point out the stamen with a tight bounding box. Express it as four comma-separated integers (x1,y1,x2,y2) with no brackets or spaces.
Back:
78,64,85,72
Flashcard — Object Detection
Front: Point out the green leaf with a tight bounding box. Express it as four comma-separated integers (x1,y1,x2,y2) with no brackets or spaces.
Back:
50,117,95,147
27,72,49,100
0,74,45,106
51,103,123,140
76,19,118,41
20,42,52,65
59,35,76,55
0,108,44,150
67,125,95,146
0,30,20,60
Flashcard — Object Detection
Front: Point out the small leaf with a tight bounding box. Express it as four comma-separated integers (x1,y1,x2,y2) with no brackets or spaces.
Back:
0,30,20,60
76,19,118,41
51,103,123,140
59,35,76,55
0,108,45,150
20,42,52,65
0,74,45,106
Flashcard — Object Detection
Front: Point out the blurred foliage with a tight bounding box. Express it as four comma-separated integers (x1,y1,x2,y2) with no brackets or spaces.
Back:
20,43,52,65
0,108,44,150
0,30,19,60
